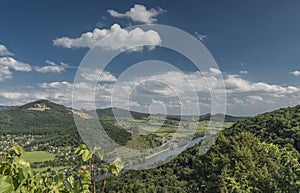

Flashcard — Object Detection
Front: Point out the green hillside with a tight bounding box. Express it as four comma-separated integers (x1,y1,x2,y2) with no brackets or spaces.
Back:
105,105,300,193
228,105,300,151
0,100,76,134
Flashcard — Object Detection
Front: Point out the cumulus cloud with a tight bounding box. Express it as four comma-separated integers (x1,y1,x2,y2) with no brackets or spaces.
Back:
35,60,69,74
80,68,117,82
290,70,300,77
0,44,14,56
107,4,164,24
0,66,299,116
209,68,222,75
0,57,32,81
53,24,161,51
0,57,32,71
0,92,29,99
72,69,300,112
39,81,73,89
225,75,300,94
245,95,264,104
0,89,50,106
0,66,12,81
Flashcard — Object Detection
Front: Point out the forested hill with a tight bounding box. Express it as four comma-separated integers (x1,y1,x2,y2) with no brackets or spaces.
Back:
0,100,75,134
106,105,300,193
228,105,300,151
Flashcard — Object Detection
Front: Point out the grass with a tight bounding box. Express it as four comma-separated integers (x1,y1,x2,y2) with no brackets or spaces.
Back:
198,120,234,128
21,151,55,163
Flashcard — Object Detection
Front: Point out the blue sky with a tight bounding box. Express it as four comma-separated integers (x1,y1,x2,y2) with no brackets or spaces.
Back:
0,0,299,116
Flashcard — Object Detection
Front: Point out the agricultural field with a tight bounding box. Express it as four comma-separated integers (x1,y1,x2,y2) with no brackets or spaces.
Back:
20,151,55,163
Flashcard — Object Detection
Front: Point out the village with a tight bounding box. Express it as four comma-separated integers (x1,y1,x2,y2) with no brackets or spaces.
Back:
0,134,77,173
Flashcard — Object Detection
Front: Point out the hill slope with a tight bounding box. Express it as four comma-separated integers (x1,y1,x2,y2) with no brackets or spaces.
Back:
228,105,300,151
0,100,75,134
105,105,300,193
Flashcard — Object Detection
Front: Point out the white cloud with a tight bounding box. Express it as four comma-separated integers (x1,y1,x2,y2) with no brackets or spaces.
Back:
245,95,263,104
0,57,32,71
39,81,73,89
35,60,69,73
290,70,300,77
225,75,300,94
0,66,12,81
107,4,164,24
209,68,222,75
240,70,248,74
0,92,29,99
53,24,161,51
0,44,14,56
0,57,32,81
225,75,252,92
80,68,117,82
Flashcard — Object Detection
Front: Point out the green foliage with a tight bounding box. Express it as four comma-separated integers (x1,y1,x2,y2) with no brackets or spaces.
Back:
229,105,300,151
11,145,22,157
75,144,93,162
109,158,124,177
198,132,300,192
0,145,124,193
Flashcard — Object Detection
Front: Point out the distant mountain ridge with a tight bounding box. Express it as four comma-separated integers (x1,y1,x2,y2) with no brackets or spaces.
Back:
94,107,246,122
1,99,247,122
0,105,17,111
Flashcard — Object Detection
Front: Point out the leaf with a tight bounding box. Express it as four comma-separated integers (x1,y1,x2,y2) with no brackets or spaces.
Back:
82,150,93,162
67,176,74,188
93,146,103,160
11,146,22,157
109,157,124,176
0,181,14,193
80,171,91,185
54,173,64,183
74,144,87,156
112,157,124,170
16,159,30,168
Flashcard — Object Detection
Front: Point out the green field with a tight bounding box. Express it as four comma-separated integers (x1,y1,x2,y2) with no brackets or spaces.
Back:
21,151,55,163
197,120,234,128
